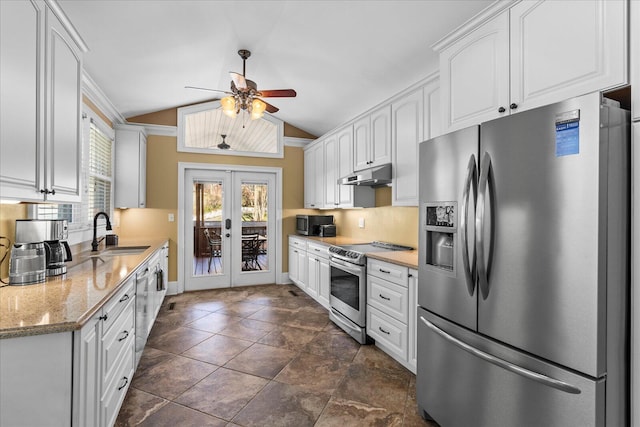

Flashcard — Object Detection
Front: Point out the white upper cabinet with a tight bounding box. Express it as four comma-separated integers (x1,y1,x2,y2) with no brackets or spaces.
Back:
353,105,392,171
509,0,627,114
0,0,85,202
437,0,627,133
336,126,355,206
392,87,424,207
304,142,324,209
323,133,338,208
439,11,510,132
115,125,147,208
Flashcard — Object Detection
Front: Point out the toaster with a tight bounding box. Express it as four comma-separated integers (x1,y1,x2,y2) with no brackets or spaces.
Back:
318,224,336,237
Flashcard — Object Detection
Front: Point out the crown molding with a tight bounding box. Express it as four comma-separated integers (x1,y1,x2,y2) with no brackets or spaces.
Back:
45,0,89,52
284,137,314,147
82,72,126,125
136,124,177,137
431,0,519,52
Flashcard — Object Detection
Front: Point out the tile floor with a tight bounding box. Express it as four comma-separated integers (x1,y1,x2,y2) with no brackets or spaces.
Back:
116,284,437,427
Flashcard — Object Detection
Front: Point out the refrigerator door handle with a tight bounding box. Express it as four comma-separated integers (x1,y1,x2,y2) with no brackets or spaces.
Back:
461,154,477,296
476,151,492,299
419,316,582,395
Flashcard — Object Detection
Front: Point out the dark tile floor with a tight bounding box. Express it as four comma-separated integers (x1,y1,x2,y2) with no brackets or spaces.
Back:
116,284,436,427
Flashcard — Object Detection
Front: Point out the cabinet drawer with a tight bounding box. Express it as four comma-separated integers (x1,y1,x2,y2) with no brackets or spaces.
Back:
101,343,135,427
102,298,135,388
307,242,329,259
367,259,408,286
102,277,135,335
367,275,408,323
289,237,306,250
367,305,408,361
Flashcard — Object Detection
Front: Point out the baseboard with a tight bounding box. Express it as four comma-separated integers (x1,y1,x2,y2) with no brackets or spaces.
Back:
279,272,293,285
166,281,179,295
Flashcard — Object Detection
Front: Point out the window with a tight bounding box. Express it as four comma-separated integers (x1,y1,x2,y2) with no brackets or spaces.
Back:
177,101,284,158
34,109,114,229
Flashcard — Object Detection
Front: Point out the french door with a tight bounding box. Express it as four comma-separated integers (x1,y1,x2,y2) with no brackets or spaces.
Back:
184,169,276,290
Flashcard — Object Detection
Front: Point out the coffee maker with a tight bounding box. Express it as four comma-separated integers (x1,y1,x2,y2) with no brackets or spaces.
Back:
14,219,72,277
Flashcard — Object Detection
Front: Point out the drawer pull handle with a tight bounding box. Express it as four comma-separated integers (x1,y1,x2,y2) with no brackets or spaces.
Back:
118,330,129,342
378,326,390,335
379,294,391,301
119,294,130,302
99,314,108,321
118,376,129,391
379,269,391,274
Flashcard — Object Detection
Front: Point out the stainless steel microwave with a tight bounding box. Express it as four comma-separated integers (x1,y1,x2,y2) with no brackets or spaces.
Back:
296,215,333,236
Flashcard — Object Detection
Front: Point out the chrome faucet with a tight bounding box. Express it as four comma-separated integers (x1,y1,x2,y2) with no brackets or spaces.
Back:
91,212,113,252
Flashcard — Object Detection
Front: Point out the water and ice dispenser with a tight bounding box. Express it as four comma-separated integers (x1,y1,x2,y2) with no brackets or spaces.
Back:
424,202,456,272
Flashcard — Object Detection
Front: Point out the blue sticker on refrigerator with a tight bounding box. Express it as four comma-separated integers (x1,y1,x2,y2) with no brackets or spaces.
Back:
555,109,580,157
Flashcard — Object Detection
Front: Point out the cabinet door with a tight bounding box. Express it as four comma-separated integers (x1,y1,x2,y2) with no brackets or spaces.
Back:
296,249,307,289
392,88,423,206
408,268,418,374
304,143,324,209
289,246,299,285
510,0,627,114
115,127,147,208
306,256,318,298
337,126,354,206
323,135,338,207
318,257,330,309
74,314,102,427
423,81,441,140
353,116,370,171
0,0,44,201
440,11,509,132
370,105,392,167
46,7,82,202
138,133,147,207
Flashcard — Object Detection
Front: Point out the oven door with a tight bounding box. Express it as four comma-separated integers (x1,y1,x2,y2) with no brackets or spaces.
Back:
329,257,366,326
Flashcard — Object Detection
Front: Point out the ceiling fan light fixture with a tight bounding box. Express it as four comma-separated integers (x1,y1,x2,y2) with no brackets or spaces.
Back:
251,98,266,120
221,96,237,118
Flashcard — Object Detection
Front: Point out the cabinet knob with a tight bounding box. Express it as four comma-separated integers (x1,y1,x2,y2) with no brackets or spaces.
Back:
510,103,518,110
498,107,506,113
119,294,130,302
118,330,129,342
99,314,108,321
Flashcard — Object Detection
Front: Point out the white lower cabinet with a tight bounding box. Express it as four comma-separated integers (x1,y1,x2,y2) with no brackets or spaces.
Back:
366,258,417,373
307,242,330,308
288,236,308,291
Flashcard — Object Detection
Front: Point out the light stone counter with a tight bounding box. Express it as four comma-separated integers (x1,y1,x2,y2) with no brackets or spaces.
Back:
291,235,418,268
0,238,167,339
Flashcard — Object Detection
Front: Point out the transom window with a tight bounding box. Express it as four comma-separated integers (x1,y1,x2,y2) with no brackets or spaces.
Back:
177,101,284,158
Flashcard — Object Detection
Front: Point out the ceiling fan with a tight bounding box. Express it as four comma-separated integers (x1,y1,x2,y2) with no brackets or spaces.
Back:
186,49,297,119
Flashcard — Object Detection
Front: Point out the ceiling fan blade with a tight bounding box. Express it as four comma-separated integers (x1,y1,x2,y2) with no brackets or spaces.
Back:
260,99,279,113
230,72,247,89
258,89,297,98
185,85,229,94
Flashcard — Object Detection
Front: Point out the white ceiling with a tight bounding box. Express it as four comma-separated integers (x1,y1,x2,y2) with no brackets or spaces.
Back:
60,0,494,137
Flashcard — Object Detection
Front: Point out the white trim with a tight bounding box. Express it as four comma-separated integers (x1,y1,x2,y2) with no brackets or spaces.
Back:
284,137,314,147
177,162,283,294
139,124,177,137
431,0,519,52
166,281,179,296
280,272,293,285
82,72,126,125
45,0,89,52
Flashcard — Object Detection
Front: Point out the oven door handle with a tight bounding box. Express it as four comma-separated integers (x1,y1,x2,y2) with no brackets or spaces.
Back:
329,257,363,275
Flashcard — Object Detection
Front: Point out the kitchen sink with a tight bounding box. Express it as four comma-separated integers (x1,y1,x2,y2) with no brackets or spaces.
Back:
90,245,150,256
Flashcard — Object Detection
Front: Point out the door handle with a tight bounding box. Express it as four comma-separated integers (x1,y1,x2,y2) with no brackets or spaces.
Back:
461,154,477,297
420,316,581,394
476,152,492,300
225,233,230,238
225,218,231,230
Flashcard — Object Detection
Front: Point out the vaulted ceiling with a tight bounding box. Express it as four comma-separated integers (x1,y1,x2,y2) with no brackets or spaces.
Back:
60,0,493,137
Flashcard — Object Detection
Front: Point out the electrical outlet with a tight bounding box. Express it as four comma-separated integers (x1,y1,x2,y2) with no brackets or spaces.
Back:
358,218,365,228
168,213,175,222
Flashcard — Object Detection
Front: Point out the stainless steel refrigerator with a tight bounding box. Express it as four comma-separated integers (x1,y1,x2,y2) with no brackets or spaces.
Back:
417,92,630,427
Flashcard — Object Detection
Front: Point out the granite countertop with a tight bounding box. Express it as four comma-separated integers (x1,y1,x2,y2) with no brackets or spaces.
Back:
290,235,419,269
0,238,167,339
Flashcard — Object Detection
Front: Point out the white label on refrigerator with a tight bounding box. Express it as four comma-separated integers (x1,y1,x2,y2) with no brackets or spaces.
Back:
555,110,580,157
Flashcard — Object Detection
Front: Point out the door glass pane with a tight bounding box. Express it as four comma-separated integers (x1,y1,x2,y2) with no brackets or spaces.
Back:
240,181,268,272
193,180,224,276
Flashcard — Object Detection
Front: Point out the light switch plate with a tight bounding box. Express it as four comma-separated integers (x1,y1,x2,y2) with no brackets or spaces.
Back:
358,218,365,228
168,213,175,222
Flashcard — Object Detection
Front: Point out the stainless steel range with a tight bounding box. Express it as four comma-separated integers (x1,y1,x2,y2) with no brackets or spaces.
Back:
328,241,412,343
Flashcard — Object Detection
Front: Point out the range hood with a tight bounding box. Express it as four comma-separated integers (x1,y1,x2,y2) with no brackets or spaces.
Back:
339,163,392,187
